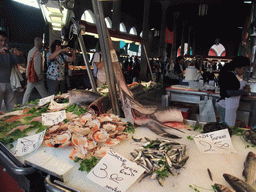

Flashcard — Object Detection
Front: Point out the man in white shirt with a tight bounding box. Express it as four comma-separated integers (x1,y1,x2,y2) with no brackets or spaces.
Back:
92,52,106,87
22,37,48,105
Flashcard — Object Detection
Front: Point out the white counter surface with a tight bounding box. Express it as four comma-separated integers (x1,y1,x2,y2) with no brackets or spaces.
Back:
12,124,255,192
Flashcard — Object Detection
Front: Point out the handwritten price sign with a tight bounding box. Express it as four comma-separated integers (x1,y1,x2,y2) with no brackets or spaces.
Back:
42,110,66,126
15,130,46,157
87,150,145,192
38,95,54,106
194,129,237,154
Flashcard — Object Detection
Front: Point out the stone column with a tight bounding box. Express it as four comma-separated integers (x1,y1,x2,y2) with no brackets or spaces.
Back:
112,0,121,52
171,12,180,60
158,1,170,58
180,20,187,56
141,0,151,81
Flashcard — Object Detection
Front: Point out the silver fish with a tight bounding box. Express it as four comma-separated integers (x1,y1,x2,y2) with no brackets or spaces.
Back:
68,89,102,106
214,183,236,192
223,173,256,192
243,151,256,186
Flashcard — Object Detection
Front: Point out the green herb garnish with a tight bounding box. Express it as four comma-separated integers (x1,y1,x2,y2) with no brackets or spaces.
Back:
155,168,169,178
187,136,194,140
190,125,203,131
75,156,99,172
231,126,244,136
123,122,135,134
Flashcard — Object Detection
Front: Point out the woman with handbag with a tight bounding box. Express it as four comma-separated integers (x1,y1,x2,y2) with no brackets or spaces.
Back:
216,56,251,127
46,40,76,95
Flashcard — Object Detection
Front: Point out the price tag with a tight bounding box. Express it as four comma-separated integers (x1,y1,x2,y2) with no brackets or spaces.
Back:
15,130,46,157
110,49,118,62
48,101,69,110
87,150,145,192
194,129,237,154
38,95,54,106
42,110,66,126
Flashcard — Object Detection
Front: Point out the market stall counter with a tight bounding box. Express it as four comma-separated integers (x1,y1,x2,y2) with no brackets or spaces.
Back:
1,114,256,192
165,85,256,127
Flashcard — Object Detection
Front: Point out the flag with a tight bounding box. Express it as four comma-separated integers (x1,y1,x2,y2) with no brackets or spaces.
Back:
165,27,174,44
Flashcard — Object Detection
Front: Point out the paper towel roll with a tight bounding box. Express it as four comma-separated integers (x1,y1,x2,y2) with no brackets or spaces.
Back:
185,66,198,81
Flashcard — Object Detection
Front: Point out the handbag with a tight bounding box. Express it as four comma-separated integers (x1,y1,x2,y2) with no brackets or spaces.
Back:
27,51,38,83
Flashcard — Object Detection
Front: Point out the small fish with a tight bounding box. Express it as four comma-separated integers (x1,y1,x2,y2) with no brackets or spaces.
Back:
207,168,213,181
132,136,142,142
214,183,235,192
243,151,256,186
223,173,256,192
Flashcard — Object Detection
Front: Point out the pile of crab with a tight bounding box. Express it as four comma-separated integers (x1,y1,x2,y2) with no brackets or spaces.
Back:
43,109,129,160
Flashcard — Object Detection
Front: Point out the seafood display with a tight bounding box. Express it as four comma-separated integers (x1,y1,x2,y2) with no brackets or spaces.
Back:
244,129,256,145
215,151,256,192
42,109,129,161
203,122,232,136
130,137,188,186
104,34,185,139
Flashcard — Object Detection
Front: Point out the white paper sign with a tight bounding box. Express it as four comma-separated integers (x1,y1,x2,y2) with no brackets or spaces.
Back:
42,110,66,126
38,95,54,106
15,130,45,157
48,101,69,110
87,150,145,192
194,129,237,154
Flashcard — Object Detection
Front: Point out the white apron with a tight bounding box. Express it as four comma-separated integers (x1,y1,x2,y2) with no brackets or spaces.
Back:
224,77,247,126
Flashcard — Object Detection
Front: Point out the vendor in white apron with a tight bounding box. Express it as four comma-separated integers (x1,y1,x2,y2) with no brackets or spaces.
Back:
217,56,251,127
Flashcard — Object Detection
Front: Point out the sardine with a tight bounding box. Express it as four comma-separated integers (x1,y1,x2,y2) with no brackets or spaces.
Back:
214,183,236,192
223,173,256,192
132,136,142,142
243,151,256,186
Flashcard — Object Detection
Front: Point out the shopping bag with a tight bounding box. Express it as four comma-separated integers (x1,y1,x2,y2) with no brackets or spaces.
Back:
199,99,216,122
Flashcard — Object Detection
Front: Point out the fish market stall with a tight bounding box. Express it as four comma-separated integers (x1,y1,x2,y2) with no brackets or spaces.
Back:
165,85,256,127
1,95,256,192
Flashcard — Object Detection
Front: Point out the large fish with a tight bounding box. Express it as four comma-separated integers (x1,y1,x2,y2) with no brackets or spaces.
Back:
214,183,235,192
104,32,184,138
243,151,256,186
223,173,256,192
68,89,102,106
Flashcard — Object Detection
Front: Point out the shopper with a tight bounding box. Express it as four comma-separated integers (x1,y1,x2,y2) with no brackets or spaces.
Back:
92,51,106,87
216,56,251,127
0,30,25,112
46,40,76,95
163,56,185,86
22,37,48,105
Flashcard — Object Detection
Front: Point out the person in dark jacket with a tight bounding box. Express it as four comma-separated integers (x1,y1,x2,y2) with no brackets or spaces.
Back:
216,56,251,126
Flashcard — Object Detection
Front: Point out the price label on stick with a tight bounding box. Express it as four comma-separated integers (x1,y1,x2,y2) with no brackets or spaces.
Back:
42,110,66,126
87,150,145,192
193,129,237,154
38,95,54,106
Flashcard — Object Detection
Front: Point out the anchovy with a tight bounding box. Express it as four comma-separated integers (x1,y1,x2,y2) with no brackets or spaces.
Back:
223,173,256,192
130,137,188,186
132,136,142,142
207,168,213,181
243,151,256,186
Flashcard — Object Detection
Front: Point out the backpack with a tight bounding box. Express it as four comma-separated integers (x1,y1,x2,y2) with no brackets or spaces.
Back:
27,51,39,83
